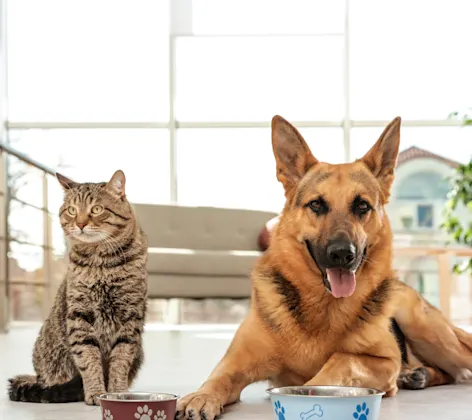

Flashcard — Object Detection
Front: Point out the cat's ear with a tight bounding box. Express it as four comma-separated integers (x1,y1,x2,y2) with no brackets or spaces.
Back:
106,170,126,198
56,172,78,190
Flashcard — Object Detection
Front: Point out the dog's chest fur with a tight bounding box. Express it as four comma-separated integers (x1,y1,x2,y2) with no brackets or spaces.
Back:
255,267,395,385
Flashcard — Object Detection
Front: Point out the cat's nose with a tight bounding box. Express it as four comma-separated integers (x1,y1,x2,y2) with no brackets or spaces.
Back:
77,222,87,230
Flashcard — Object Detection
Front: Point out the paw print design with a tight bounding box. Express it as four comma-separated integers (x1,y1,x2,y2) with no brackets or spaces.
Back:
274,400,286,420
103,409,113,420
353,402,369,420
154,410,167,420
135,405,153,420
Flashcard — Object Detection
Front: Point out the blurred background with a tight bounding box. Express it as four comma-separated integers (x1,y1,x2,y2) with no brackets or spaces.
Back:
0,0,471,331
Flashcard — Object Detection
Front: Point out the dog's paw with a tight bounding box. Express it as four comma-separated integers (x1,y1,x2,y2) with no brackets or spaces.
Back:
175,392,223,420
397,367,429,390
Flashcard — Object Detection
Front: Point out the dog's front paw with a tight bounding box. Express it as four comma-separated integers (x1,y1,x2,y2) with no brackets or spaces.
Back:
85,390,105,406
176,392,223,420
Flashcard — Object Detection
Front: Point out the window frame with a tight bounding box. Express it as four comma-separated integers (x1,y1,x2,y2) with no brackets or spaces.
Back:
3,0,467,205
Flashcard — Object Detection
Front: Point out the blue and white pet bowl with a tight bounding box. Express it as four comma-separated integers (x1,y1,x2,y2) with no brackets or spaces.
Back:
266,386,384,420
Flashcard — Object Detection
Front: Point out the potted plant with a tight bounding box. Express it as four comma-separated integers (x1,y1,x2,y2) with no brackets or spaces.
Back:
441,111,472,274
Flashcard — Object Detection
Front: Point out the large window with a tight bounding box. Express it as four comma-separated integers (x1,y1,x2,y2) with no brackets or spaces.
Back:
350,0,472,120
7,0,169,122
8,129,171,205
191,0,345,35
351,126,472,164
4,0,472,324
175,36,344,122
7,0,472,210
177,128,343,211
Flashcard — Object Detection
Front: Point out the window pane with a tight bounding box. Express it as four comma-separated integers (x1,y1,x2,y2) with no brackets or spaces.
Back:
350,0,472,119
9,283,46,322
9,242,45,321
9,242,43,273
46,173,63,213
177,128,344,211
351,126,471,235
7,155,45,208
51,214,66,256
192,0,345,35
9,201,44,247
176,37,344,121
350,126,472,164
8,129,171,208
417,205,434,228
7,0,169,122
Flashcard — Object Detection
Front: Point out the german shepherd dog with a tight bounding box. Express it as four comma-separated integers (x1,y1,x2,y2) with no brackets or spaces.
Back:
176,116,472,420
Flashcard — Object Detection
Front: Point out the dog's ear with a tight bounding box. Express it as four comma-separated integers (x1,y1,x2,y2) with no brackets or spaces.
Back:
360,116,401,200
272,115,318,194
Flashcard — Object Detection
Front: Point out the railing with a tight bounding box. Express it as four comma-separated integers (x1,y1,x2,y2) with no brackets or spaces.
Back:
0,141,58,332
394,247,472,323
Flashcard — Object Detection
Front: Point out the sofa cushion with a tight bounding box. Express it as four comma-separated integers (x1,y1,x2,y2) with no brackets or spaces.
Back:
147,248,262,277
147,274,252,298
132,203,278,251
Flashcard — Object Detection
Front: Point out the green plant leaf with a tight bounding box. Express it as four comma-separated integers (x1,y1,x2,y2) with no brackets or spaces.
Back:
442,123,472,275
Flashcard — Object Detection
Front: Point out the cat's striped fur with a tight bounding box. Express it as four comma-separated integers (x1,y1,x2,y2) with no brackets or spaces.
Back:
8,170,148,405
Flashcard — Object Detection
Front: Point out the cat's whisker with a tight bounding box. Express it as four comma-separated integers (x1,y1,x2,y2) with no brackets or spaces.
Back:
102,233,127,263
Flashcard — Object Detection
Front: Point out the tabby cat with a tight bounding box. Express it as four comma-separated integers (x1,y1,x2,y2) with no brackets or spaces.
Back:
8,170,148,405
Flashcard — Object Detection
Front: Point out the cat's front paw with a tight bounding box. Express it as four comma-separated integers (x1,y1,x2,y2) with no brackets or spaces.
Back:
85,390,105,406
108,384,128,394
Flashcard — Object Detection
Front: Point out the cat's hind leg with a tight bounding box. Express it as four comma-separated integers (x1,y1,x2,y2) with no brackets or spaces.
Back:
9,313,84,403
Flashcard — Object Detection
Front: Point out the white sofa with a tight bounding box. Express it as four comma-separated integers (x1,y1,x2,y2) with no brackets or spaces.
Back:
132,204,278,299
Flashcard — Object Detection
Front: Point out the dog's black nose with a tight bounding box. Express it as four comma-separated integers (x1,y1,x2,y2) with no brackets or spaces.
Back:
326,240,356,268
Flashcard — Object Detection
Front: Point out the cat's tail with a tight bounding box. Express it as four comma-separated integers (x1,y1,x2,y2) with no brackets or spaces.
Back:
8,374,84,403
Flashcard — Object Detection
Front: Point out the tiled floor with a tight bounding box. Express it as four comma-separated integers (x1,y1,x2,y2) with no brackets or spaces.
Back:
1,324,472,420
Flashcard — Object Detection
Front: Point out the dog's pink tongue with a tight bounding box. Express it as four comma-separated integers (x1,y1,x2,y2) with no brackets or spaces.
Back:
326,268,356,298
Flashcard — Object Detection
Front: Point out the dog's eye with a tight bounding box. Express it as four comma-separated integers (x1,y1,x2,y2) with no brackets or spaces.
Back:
308,198,329,215
352,197,371,216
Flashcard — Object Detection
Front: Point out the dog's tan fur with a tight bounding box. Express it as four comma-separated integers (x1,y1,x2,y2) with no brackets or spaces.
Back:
177,116,472,420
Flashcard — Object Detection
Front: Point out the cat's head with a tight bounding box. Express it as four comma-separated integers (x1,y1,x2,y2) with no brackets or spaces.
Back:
56,170,134,245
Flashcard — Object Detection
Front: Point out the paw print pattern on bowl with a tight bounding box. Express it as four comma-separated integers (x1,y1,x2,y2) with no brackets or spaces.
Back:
103,409,113,420
353,402,370,420
274,400,286,420
135,405,153,420
154,410,167,420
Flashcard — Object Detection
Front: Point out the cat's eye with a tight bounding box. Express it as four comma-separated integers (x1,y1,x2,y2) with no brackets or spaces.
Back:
91,205,103,215
68,206,76,215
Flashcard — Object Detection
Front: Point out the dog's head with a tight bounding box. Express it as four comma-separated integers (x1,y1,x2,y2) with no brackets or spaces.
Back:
272,116,401,298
